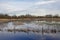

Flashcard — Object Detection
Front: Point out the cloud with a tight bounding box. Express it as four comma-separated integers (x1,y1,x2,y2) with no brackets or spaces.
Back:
0,3,20,13
0,0,60,16
0,1,34,13
11,7,60,16
27,8,60,16
35,0,56,5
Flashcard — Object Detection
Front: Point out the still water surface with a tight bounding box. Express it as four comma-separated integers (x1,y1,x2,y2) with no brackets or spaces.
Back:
0,21,60,40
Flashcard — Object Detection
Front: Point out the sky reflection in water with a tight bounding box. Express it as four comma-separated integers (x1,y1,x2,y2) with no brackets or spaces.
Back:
0,21,60,40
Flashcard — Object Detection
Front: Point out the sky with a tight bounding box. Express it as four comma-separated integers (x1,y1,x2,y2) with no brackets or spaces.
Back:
0,0,60,16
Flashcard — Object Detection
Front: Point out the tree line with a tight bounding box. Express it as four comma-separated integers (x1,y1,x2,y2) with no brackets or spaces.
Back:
0,14,60,19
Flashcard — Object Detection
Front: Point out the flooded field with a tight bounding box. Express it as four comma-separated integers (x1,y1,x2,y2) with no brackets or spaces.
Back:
0,21,60,40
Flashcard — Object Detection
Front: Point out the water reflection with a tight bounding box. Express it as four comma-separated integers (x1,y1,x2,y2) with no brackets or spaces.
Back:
0,21,60,33
0,21,60,40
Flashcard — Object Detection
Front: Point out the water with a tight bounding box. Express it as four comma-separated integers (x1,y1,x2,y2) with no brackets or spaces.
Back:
0,21,60,40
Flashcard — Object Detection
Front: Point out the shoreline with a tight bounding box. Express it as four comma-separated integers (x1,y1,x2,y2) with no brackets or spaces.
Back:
0,18,60,22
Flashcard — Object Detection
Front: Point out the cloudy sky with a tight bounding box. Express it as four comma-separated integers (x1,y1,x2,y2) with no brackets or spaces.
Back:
0,0,60,16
